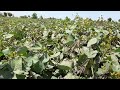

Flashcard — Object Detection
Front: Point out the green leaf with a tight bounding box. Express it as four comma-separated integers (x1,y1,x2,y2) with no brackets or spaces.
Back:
117,34,120,39
64,73,79,79
17,46,28,56
104,62,110,70
24,41,33,48
51,76,57,79
0,75,4,79
0,62,5,69
88,50,98,58
58,60,73,70
14,59,22,71
43,30,48,37
10,57,23,71
60,53,64,60
66,34,75,45
87,38,97,47
0,64,13,79
78,54,87,64
30,47,41,50
97,62,110,75
102,30,109,35
13,30,24,40
23,57,33,71
0,51,4,57
111,54,118,62
115,47,120,52
2,47,10,55
82,47,98,58
81,47,89,54
3,34,14,39
23,54,40,71
13,70,24,75
12,74,17,79
96,68,105,75
47,65,54,69
32,61,45,74
29,54,39,64
111,64,120,72
25,57,33,67
66,30,72,34
42,53,49,63
16,74,26,79
0,70,13,79
50,52,60,59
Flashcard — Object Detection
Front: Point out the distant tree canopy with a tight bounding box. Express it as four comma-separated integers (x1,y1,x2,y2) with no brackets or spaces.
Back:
0,13,4,17
0,12,14,17
8,13,13,17
65,16,70,21
39,16,43,19
108,18,112,22
118,19,120,22
32,13,38,19
28,15,30,18
4,12,7,17
20,15,28,18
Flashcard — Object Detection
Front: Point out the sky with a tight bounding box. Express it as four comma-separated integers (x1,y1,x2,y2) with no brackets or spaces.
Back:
0,11,120,21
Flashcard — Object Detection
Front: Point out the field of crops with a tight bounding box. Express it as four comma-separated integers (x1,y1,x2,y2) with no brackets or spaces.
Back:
0,16,120,79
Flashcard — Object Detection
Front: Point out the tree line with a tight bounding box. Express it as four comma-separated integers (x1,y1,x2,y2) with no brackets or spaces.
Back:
0,12,43,19
0,12,13,17
1,12,120,22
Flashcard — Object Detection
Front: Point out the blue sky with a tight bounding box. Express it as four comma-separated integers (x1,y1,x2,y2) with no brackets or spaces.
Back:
0,11,120,21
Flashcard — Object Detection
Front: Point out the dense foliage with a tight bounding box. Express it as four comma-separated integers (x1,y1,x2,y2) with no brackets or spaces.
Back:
0,16,120,79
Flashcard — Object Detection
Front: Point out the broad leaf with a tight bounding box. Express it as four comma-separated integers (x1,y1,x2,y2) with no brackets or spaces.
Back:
115,48,120,52
42,53,49,63
17,46,28,56
3,34,14,39
2,47,10,55
87,38,97,47
58,60,73,70
32,61,45,74
10,57,23,72
64,73,79,79
66,34,75,45
16,74,26,79
87,50,98,58
66,30,72,34
0,51,4,57
13,70,24,75
82,47,98,58
50,52,60,59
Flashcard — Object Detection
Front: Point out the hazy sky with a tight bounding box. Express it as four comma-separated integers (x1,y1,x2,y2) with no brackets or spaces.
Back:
0,11,120,21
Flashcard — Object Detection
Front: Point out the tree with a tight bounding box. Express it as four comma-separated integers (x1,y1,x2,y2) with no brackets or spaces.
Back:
20,15,28,18
108,18,112,22
28,15,30,18
8,13,13,17
118,19,120,22
39,16,43,19
32,13,38,19
0,13,4,17
65,16,70,21
3,12,7,17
